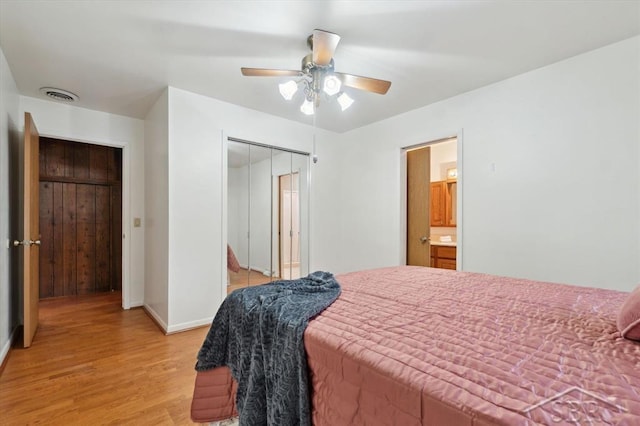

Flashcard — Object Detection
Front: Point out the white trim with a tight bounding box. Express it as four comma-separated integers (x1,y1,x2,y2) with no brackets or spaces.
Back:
0,326,17,367
143,303,168,333
121,140,131,309
399,148,407,265
221,131,228,303
166,317,213,334
455,128,464,271
36,133,132,309
306,151,312,272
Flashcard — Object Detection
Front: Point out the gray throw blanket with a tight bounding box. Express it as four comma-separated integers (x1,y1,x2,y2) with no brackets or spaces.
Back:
195,271,341,426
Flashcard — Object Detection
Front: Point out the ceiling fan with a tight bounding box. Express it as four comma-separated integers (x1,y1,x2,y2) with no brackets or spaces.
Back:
241,29,391,115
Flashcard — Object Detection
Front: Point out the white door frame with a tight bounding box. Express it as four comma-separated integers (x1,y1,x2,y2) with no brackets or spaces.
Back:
37,133,132,309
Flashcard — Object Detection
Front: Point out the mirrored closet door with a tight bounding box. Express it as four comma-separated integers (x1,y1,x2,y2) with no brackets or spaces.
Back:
227,138,309,292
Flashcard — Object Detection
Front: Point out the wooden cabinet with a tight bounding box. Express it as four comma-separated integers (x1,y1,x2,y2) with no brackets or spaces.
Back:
430,182,446,226
430,180,456,227
431,245,456,270
446,181,456,226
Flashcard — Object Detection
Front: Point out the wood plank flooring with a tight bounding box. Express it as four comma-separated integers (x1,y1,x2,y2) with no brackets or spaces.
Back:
226,268,273,294
226,267,301,294
0,292,209,425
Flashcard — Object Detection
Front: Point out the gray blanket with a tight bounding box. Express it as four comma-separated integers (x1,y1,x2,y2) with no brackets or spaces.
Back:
195,271,341,426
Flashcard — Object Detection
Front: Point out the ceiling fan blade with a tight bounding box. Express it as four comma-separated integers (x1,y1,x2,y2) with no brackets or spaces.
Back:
312,29,340,66
336,72,391,95
241,68,301,77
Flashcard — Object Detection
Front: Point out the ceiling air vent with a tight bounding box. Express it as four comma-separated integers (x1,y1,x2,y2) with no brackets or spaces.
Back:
39,87,79,102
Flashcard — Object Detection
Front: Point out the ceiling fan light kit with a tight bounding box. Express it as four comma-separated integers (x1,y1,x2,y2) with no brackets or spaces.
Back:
278,80,298,100
337,92,354,111
241,29,391,116
300,98,315,115
322,75,341,96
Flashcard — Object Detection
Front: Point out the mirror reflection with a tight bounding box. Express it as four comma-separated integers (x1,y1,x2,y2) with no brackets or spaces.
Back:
227,139,309,293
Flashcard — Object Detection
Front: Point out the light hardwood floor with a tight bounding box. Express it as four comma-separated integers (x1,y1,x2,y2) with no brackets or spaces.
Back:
226,268,274,294
0,292,209,425
226,267,301,294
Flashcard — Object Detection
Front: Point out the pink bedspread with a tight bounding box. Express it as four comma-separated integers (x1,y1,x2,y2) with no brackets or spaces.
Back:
304,266,640,425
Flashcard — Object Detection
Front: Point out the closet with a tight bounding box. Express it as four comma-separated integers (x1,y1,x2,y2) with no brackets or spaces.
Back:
226,138,309,290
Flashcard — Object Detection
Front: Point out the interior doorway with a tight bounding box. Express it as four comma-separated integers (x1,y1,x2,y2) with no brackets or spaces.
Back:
404,136,459,269
38,137,123,299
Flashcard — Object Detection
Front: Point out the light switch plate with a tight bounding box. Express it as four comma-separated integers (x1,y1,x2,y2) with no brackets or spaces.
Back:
134,218,141,227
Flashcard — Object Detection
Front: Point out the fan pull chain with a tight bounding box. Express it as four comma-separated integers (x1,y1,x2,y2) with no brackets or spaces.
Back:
312,114,318,163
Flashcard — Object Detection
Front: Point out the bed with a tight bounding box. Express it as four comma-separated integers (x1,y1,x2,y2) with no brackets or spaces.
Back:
191,266,640,425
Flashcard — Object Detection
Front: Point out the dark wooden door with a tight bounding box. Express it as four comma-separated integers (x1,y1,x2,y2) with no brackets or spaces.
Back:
39,138,122,298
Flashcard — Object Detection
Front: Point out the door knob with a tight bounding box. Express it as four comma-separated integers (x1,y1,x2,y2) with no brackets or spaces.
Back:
12,239,40,247
420,236,429,243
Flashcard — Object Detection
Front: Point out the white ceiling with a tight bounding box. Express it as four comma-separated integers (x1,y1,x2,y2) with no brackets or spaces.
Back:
1,1,638,133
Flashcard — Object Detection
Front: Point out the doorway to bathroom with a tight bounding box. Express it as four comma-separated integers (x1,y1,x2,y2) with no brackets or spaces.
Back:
404,136,458,269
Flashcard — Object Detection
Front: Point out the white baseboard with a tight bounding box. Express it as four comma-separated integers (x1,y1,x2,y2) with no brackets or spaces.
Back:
143,305,212,335
166,317,213,334
143,304,168,334
0,327,17,368
129,300,144,308
238,264,272,277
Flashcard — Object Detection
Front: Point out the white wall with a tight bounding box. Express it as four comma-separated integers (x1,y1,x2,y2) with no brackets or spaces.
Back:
162,87,336,332
166,88,223,332
335,36,640,291
19,96,146,306
0,46,21,366
143,89,169,328
307,133,346,272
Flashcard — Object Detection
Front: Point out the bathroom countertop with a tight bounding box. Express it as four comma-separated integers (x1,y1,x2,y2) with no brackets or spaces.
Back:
430,240,457,247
